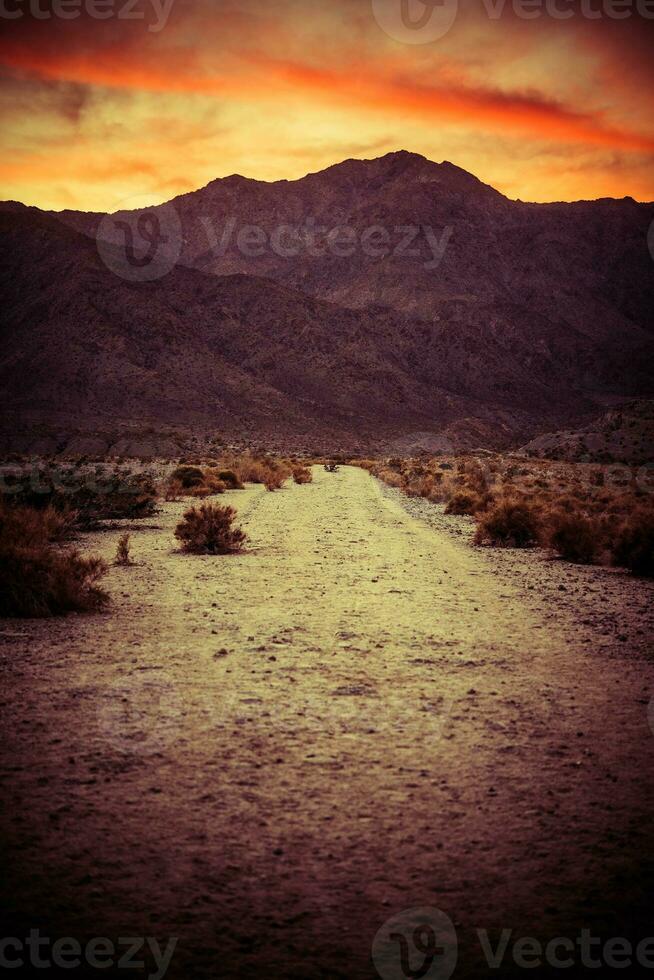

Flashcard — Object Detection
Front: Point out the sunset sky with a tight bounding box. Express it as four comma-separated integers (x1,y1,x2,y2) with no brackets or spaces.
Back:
1,0,653,210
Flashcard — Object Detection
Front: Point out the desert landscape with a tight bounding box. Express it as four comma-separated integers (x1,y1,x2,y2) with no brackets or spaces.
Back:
1,450,653,977
1,0,654,977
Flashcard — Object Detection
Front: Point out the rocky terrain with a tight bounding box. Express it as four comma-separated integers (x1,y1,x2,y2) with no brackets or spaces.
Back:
522,398,654,463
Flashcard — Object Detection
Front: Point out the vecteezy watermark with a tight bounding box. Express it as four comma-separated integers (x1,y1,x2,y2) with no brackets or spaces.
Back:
482,0,654,17
477,928,654,970
372,907,458,980
648,219,654,263
96,193,182,282
200,217,454,270
371,0,654,45
0,458,156,498
0,0,175,31
372,911,654,976
97,674,185,755
0,932,177,978
372,0,459,44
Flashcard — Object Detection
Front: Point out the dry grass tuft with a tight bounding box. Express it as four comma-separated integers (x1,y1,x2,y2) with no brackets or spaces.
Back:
115,533,133,566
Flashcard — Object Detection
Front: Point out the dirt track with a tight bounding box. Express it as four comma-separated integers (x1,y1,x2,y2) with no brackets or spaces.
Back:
1,465,653,979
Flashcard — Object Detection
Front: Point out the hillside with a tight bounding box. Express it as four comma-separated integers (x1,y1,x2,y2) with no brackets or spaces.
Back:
521,399,654,463
2,152,654,453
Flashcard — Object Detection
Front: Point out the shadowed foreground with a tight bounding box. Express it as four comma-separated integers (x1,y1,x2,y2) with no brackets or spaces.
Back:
1,466,653,978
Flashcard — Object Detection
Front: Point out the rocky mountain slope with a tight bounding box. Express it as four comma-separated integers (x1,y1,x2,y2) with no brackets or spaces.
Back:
2,152,653,453
522,399,654,463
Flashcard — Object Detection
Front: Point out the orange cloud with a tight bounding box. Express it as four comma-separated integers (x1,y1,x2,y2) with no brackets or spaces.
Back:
252,56,654,155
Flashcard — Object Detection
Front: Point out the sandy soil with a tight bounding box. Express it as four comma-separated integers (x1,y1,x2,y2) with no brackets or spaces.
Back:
1,465,653,979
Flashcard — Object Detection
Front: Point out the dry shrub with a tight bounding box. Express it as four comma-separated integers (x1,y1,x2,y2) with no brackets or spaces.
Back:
613,511,654,577
216,469,244,490
165,479,183,502
293,466,313,485
198,475,226,496
188,486,211,499
377,468,404,489
174,503,247,555
544,510,598,565
265,473,285,491
115,533,132,566
460,460,489,495
234,457,268,484
171,465,205,489
445,491,486,516
28,505,77,543
405,476,434,498
226,454,291,487
0,503,108,617
474,498,541,548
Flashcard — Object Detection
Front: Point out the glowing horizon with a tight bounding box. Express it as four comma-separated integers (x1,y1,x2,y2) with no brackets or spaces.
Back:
1,0,653,210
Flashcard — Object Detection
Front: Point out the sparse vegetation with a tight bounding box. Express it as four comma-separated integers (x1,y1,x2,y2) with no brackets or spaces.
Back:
174,503,247,555
0,502,108,617
352,452,654,574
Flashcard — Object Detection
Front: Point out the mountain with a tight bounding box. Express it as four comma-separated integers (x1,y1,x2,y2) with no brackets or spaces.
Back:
1,151,654,454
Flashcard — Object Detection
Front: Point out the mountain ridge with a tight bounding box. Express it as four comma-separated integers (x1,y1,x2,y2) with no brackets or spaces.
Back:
1,152,653,454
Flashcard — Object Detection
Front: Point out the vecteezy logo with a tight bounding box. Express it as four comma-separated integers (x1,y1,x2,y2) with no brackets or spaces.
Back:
372,0,458,43
372,907,457,980
648,219,654,263
96,193,182,282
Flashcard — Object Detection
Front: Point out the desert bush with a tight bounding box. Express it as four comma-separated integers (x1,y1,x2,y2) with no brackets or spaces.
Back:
612,511,654,577
265,473,285,491
293,466,313,485
232,456,268,484
544,510,598,564
165,479,183,501
462,460,489,495
174,504,247,555
115,533,132,566
377,468,404,489
445,491,485,516
0,504,108,617
171,465,205,489
198,474,226,496
474,498,541,548
217,469,244,490
445,491,476,515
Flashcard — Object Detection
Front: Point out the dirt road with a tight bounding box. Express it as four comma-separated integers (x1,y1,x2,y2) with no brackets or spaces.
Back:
1,466,653,979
